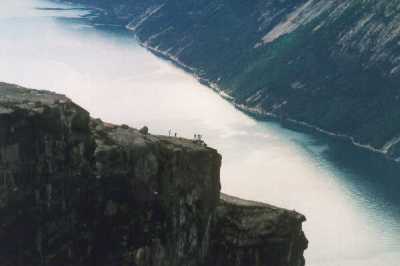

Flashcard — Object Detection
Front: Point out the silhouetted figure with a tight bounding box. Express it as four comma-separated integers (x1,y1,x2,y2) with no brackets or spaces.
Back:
139,126,149,135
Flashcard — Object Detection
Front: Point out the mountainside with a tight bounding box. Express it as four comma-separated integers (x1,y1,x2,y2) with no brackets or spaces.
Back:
0,83,307,266
68,0,400,161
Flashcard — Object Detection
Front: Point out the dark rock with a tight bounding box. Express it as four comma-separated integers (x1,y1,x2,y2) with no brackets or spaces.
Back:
139,126,149,135
209,194,308,266
0,83,307,266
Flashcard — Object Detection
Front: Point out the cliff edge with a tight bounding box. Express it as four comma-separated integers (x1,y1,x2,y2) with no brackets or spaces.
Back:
0,82,307,266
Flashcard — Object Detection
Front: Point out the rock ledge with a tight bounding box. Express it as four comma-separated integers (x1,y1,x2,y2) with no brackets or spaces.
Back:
0,83,307,266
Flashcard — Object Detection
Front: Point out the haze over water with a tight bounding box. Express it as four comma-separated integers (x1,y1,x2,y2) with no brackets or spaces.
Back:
1,1,400,265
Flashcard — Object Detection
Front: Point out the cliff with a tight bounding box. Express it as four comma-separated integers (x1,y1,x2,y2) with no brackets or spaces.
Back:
0,83,307,266
66,0,400,161
210,194,307,266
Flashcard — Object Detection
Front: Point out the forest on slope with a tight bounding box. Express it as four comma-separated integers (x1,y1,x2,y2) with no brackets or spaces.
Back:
68,0,400,160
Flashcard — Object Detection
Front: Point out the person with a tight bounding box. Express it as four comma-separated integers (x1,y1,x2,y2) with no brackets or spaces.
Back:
139,126,149,135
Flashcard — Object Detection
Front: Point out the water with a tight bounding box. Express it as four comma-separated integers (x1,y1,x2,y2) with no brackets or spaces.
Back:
1,1,399,265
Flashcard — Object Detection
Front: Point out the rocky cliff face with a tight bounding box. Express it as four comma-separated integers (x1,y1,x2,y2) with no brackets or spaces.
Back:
210,194,307,266
0,83,307,266
67,0,400,161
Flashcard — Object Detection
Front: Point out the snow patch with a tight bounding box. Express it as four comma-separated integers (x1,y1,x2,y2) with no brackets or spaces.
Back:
291,81,305,89
259,0,334,45
382,135,400,153
126,4,165,32
245,89,263,103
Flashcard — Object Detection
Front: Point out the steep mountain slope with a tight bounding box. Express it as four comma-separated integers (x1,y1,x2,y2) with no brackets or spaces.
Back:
0,83,307,266
67,0,400,160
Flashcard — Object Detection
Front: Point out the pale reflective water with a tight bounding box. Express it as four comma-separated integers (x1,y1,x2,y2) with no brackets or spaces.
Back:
1,1,400,265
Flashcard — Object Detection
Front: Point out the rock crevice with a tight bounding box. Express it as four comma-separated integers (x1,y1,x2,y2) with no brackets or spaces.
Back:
0,83,307,266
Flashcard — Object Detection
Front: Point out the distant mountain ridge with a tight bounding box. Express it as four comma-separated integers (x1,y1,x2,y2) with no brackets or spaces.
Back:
66,0,400,161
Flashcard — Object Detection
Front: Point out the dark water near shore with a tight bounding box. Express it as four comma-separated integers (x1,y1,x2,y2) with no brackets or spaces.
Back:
1,1,400,265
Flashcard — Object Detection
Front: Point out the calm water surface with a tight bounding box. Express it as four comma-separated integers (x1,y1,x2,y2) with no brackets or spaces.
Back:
1,1,400,265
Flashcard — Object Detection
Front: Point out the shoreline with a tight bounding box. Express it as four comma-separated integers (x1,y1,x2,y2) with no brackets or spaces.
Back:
57,2,399,163
126,27,399,163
